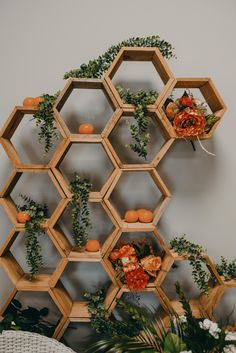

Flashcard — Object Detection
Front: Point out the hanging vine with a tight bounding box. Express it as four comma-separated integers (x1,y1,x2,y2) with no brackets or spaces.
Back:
117,86,158,159
216,256,236,281
170,235,210,295
17,195,48,278
33,92,60,153
69,175,92,248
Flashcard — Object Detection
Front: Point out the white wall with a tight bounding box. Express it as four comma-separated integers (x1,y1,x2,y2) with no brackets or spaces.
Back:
0,0,236,351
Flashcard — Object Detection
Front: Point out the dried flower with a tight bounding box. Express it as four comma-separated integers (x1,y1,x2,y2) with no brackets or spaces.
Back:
174,109,206,137
125,267,149,291
140,255,162,276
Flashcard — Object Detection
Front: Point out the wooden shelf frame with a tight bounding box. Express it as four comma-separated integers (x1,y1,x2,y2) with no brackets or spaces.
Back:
157,77,227,140
53,78,123,138
104,47,175,109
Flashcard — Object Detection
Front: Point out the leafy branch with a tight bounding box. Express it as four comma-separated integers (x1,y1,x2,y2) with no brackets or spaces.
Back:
170,235,210,294
117,86,158,159
64,35,175,79
0,299,56,337
69,175,92,248
33,92,60,153
17,195,48,278
216,256,236,281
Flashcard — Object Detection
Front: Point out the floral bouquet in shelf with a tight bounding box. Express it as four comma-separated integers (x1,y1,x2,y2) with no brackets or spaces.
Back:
109,239,162,290
164,90,218,137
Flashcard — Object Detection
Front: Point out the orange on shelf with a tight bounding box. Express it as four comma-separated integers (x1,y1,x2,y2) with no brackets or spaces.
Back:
78,123,94,134
124,210,139,223
85,239,101,252
34,96,43,105
16,211,31,223
137,209,153,223
22,97,35,106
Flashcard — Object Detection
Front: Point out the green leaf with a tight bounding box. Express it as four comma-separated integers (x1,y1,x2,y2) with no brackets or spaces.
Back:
164,333,187,353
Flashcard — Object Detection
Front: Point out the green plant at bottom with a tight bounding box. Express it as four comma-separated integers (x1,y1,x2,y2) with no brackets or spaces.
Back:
0,299,56,337
117,86,158,159
85,284,236,353
17,195,48,278
69,175,92,248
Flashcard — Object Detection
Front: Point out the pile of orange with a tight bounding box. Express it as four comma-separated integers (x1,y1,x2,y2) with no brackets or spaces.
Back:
124,209,153,223
23,96,43,107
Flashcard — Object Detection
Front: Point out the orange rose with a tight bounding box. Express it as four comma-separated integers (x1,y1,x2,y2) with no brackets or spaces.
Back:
141,255,162,276
117,244,136,258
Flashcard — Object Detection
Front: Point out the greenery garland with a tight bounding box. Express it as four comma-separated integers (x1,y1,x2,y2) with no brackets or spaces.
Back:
216,256,236,281
64,35,175,79
34,35,175,153
17,195,48,278
33,92,60,153
0,299,56,337
117,86,158,159
69,175,92,248
170,235,210,295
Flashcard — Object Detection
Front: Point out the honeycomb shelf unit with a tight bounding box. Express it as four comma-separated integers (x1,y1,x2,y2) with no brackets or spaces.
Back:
0,46,229,341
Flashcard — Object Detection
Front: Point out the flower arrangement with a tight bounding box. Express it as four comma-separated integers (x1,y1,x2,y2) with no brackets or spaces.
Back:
109,239,162,290
85,284,236,353
164,91,219,137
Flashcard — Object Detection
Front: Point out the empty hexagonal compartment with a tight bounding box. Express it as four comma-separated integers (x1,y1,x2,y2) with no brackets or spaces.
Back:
50,198,118,258
51,138,118,199
106,110,174,167
61,322,97,352
159,78,226,140
0,169,64,225
105,169,171,229
0,290,62,337
104,47,174,108
0,107,65,167
54,78,120,137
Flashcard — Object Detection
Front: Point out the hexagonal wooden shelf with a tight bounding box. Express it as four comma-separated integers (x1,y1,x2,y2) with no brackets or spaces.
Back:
158,77,227,140
0,46,228,341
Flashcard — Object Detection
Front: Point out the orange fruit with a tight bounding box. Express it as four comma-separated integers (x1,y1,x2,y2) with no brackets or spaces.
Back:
137,209,153,223
85,239,100,252
78,123,94,134
17,211,31,223
34,96,43,105
23,97,35,106
124,210,139,223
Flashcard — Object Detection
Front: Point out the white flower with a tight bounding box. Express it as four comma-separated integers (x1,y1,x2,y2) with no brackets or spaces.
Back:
179,315,187,323
226,332,236,341
199,319,221,339
11,321,16,326
224,345,236,353
180,351,192,353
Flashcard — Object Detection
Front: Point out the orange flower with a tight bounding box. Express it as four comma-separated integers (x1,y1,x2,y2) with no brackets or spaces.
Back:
125,267,149,291
109,250,120,261
174,109,206,137
122,255,139,273
117,244,136,258
141,255,162,277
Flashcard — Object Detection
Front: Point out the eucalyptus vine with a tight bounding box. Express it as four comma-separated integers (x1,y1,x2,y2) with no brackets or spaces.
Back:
117,86,158,159
69,175,92,248
33,92,60,153
17,195,48,278
216,256,236,281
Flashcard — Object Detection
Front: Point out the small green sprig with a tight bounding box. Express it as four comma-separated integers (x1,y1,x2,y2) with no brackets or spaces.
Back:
216,256,236,281
117,86,158,159
69,175,92,247
170,235,210,295
18,195,48,278
64,35,175,79
33,92,60,153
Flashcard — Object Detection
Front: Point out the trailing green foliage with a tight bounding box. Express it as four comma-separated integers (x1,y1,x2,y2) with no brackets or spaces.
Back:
84,289,145,337
117,86,158,159
64,36,175,79
216,256,236,281
69,175,92,247
0,299,56,337
33,92,60,153
170,235,210,295
18,195,48,278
